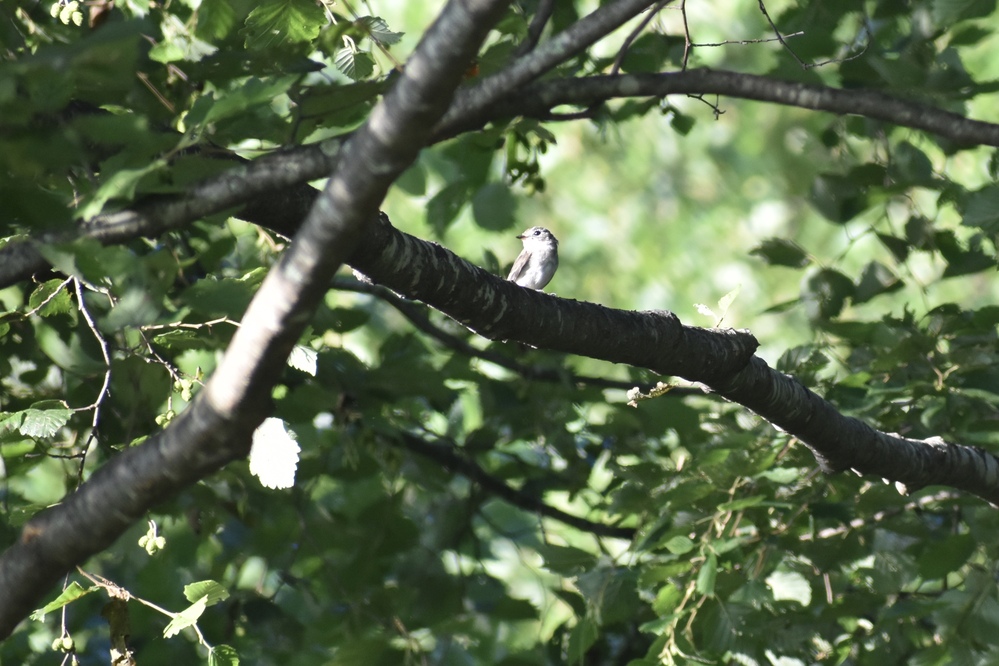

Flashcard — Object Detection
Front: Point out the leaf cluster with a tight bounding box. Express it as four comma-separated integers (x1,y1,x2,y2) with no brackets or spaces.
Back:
5,0,999,664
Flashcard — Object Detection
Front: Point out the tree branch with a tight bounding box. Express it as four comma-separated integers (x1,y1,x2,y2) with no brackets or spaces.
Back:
394,433,636,540
350,215,760,385
437,0,662,130
343,216,999,507
333,276,702,395
511,0,556,57
452,69,999,146
5,66,999,290
7,15,999,640
0,0,512,640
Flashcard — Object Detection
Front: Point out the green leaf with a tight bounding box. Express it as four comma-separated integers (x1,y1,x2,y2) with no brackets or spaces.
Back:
537,543,596,574
297,80,383,127
809,173,868,223
619,33,671,74
888,141,935,186
567,618,599,665
0,412,26,437
355,16,403,45
905,215,935,248
34,322,106,376
31,582,97,619
38,240,146,291
78,159,167,219
876,232,910,261
328,636,392,665
471,183,517,231
334,48,375,81
209,645,240,666
801,268,854,321
853,261,902,304
766,570,812,606
959,185,999,233
183,580,229,606
148,41,187,64
243,0,325,48
163,595,208,638
662,535,696,555
932,0,995,24
319,306,370,333
196,0,238,41
20,403,72,438
426,182,472,234
949,25,992,46
669,110,695,135
652,584,683,615
28,279,72,316
750,238,810,267
756,467,802,484
181,278,255,318
102,288,161,330
188,77,298,128
696,552,717,596
396,161,427,195
491,596,539,621
936,230,995,278
287,345,318,376
916,534,975,579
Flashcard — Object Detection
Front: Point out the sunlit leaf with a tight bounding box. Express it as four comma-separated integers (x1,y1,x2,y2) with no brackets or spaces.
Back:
766,570,812,606
355,16,403,45
243,0,324,48
30,583,97,620
184,580,230,606
163,596,208,638
334,48,375,80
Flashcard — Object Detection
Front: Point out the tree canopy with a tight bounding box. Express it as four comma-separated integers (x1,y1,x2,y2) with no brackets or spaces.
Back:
4,0,999,663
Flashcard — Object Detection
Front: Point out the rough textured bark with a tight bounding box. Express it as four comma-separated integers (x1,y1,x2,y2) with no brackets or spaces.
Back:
0,0,511,641
448,69,999,147
6,0,999,643
342,217,999,506
351,213,759,384
4,67,999,289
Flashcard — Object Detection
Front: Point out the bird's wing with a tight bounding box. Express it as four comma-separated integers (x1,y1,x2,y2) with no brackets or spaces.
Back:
507,251,530,282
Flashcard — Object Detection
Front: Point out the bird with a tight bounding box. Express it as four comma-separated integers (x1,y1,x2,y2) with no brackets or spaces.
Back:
506,226,559,290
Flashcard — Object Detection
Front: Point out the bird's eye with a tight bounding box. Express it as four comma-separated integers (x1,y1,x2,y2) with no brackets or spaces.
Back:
533,229,542,236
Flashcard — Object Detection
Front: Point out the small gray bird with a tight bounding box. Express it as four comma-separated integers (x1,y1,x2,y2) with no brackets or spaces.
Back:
507,226,559,290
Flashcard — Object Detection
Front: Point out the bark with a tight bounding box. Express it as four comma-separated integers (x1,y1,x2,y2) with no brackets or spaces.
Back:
0,0,511,640
5,0,999,641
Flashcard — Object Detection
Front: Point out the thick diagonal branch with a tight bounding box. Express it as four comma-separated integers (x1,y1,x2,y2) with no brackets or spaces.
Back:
345,217,999,506
0,0,512,641
351,215,758,384
4,67,999,290
440,69,999,145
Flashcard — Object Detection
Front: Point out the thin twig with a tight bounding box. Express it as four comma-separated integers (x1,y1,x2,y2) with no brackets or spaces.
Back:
680,0,692,69
611,0,671,75
757,0,806,68
394,432,636,540
338,0,404,71
691,31,803,47
23,277,73,318
799,490,960,540
73,278,112,487
513,0,556,57
77,567,211,646
140,317,239,331
756,0,868,70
